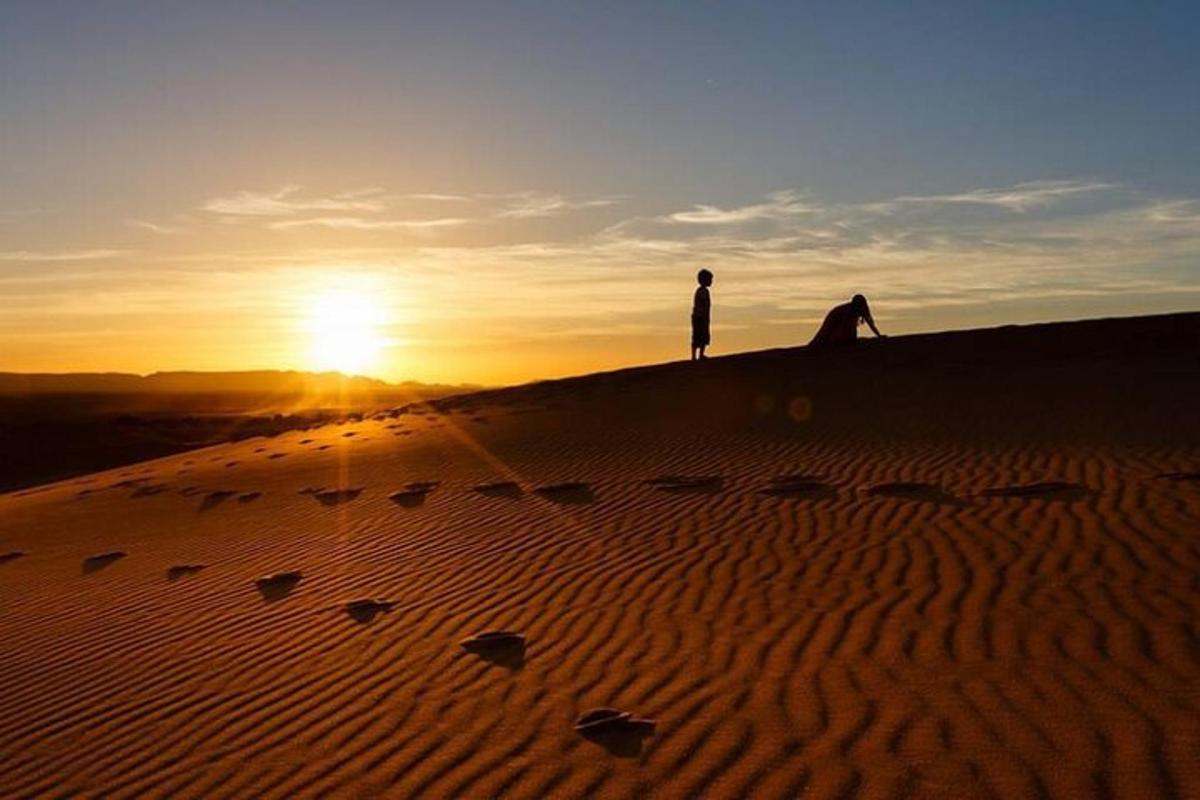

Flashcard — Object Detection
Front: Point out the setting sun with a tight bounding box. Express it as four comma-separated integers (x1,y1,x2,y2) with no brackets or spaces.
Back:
304,288,388,375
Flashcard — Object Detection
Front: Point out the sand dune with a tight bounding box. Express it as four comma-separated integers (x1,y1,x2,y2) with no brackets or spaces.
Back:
2,313,1199,798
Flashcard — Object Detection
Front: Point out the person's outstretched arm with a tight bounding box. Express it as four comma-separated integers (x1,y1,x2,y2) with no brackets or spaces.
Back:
862,302,885,337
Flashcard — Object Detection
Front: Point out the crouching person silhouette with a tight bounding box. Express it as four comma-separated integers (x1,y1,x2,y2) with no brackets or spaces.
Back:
809,294,885,349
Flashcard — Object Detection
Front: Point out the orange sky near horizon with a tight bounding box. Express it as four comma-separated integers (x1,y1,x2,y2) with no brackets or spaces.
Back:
3,184,1200,388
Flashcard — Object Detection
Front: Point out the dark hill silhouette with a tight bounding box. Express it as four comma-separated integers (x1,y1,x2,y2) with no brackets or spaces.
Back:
0,371,479,493
0,370,474,397
434,311,1200,449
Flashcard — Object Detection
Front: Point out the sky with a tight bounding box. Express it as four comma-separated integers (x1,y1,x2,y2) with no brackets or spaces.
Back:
2,1,1199,385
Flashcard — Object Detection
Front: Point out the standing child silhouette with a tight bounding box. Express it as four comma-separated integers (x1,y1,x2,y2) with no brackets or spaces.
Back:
691,268,714,361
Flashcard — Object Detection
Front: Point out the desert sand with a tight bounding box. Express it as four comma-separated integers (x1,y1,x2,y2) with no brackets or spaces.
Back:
2,312,1199,799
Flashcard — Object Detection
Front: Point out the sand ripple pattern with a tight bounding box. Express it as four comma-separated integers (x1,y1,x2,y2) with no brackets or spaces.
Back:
2,352,1200,798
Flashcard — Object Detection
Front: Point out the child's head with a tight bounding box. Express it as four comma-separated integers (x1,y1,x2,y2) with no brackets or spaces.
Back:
697,268,714,287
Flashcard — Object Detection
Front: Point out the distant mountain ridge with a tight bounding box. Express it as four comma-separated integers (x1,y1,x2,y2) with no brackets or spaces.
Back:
0,370,477,396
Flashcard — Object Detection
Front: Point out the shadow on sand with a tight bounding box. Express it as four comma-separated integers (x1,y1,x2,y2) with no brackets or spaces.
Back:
344,599,395,624
980,481,1094,501
199,490,237,512
534,483,595,505
461,631,526,670
388,483,439,508
645,475,724,495
760,475,838,501
83,551,126,575
167,564,206,581
575,709,656,758
256,571,302,602
865,482,968,507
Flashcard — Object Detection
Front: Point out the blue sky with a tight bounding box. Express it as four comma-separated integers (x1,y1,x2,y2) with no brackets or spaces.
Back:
2,1,1199,382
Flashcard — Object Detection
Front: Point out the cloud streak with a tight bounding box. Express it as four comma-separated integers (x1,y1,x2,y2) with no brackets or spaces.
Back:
125,218,185,235
202,186,621,230
0,249,127,262
204,186,387,217
268,216,470,231
494,192,621,219
665,190,817,224
872,179,1115,213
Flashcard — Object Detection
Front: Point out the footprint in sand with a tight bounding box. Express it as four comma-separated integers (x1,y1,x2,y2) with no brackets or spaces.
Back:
299,438,313,445
83,551,126,574
864,482,966,506
167,564,206,581
238,491,263,503
342,431,357,438
130,483,170,498
268,453,286,460
980,482,1093,501
534,483,595,504
760,475,838,500
1,551,26,565
645,475,723,495
199,490,237,512
461,631,526,669
344,599,395,624
313,488,363,506
317,444,332,451
225,461,239,468
574,708,656,757
474,481,523,499
388,482,439,508
256,571,302,602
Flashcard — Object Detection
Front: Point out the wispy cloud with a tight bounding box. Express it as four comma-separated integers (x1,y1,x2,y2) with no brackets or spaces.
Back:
203,185,387,217
125,218,185,235
268,216,470,231
407,193,474,203
495,192,621,219
199,186,622,232
0,249,127,262
871,179,1114,213
665,190,817,224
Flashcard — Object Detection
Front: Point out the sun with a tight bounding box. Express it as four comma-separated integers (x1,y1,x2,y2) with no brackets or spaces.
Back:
304,288,388,375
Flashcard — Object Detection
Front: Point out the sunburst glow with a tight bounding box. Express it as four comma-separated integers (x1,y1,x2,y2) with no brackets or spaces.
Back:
304,288,388,375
